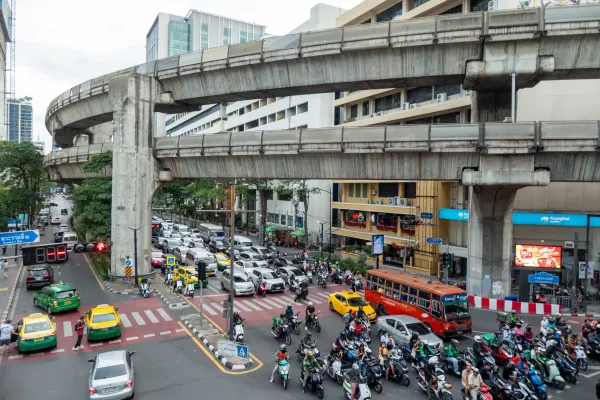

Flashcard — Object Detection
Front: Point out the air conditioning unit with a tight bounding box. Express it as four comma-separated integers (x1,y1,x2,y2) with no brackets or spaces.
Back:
488,0,496,10
400,249,408,258
436,93,447,103
409,104,418,109
370,114,375,118
398,197,408,207
370,190,377,195
465,90,473,96
401,102,410,111
367,200,372,204
393,196,401,206
376,111,384,116
376,200,382,205
387,198,394,205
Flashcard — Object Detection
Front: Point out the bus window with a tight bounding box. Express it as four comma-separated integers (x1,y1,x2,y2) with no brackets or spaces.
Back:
392,282,400,299
409,287,417,305
400,284,408,302
432,294,442,318
366,274,375,291
384,279,392,296
417,290,431,312
377,277,386,293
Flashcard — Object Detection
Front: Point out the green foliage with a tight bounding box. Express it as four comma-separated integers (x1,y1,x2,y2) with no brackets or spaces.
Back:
89,253,110,279
337,256,372,275
83,151,112,174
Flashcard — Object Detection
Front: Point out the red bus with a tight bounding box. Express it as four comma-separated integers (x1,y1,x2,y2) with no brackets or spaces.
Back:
365,269,471,338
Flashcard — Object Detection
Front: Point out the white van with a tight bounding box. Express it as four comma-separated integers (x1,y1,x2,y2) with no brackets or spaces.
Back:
173,224,190,234
185,248,217,276
198,223,225,243
62,232,79,251
233,236,254,251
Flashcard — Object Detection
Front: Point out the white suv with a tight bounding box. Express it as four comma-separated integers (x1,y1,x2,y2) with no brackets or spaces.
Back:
238,252,269,268
248,268,285,293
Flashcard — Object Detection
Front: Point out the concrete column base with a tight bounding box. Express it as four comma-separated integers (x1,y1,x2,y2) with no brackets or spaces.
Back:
109,72,160,276
470,91,512,123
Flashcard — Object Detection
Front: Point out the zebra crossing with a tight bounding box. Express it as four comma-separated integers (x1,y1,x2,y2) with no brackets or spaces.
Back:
199,291,332,316
58,307,173,335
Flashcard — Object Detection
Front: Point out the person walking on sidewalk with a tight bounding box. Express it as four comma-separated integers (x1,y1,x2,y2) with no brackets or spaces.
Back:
73,316,85,351
0,319,15,354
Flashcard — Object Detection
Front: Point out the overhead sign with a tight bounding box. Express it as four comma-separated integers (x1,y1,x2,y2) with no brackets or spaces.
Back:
440,208,600,227
426,237,443,245
420,212,433,219
0,230,40,245
528,272,559,285
515,245,562,269
372,234,384,256
439,209,469,221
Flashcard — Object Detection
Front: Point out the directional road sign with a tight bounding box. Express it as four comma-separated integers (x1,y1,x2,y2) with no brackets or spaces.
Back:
425,237,443,245
420,212,434,219
0,230,40,245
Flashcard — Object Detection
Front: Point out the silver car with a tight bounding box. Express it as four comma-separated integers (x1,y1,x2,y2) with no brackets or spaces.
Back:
238,252,269,268
88,350,135,399
374,315,443,352
221,269,256,296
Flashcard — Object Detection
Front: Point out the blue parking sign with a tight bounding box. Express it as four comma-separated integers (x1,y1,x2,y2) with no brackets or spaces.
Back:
236,345,248,359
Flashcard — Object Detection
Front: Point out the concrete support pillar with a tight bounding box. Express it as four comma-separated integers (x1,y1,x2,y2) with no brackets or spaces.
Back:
109,73,159,276
470,91,512,123
219,103,228,132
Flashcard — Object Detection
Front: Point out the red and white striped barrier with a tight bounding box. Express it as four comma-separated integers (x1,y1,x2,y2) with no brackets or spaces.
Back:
468,295,561,315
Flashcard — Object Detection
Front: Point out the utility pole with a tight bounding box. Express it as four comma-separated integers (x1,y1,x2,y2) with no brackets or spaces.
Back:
228,184,236,339
129,226,141,286
572,231,579,311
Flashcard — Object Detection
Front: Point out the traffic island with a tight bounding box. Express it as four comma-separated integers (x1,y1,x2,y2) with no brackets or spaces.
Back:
181,316,254,371
101,280,141,295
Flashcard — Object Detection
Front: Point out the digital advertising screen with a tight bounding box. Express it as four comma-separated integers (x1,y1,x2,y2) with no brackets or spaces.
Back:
514,244,562,269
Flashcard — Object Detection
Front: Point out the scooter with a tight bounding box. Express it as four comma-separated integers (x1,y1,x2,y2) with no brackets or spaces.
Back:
330,270,343,284
290,312,303,335
318,272,327,288
256,280,267,297
323,355,345,385
524,368,547,400
388,353,411,386
289,280,299,292
362,355,384,393
537,358,565,390
343,374,371,400
139,280,150,298
306,270,314,284
277,359,290,390
555,355,577,384
164,270,173,285
183,282,195,298
572,345,588,371
461,386,493,400
300,367,325,399
233,321,244,343
271,323,292,345
416,366,453,400
295,285,309,302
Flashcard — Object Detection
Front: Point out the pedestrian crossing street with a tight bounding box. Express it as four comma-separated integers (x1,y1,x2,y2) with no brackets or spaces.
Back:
198,291,332,316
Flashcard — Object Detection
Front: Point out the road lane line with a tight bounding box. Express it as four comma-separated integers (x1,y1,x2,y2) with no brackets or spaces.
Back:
280,295,297,304
143,333,156,338
131,312,146,326
315,293,331,300
120,314,133,328
160,331,172,335
156,308,172,321
306,295,322,304
8,354,23,359
109,339,121,344
202,304,217,315
29,352,45,357
175,328,184,333
90,343,104,347
82,253,105,291
63,321,73,337
50,349,65,354
126,336,139,341
210,302,224,312
251,299,272,309
268,297,290,307
262,298,282,308
233,302,251,312
144,310,160,323
241,300,262,311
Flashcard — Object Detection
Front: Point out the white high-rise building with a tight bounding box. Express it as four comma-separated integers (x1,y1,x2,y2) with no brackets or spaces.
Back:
0,0,11,141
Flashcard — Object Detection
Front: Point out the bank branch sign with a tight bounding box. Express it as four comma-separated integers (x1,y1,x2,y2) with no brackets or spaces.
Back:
439,209,600,227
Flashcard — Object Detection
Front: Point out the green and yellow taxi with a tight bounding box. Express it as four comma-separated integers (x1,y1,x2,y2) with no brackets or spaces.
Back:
173,266,208,288
33,283,80,314
15,313,57,353
85,304,121,341
328,291,378,322
215,253,231,271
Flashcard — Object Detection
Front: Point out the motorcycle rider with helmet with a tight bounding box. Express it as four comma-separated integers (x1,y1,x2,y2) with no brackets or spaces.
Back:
272,313,286,342
502,361,518,384
523,326,534,349
468,368,490,400
233,311,244,326
285,304,294,323
419,339,435,364
306,301,316,328
270,344,289,383
473,335,486,368
301,331,316,352
443,339,461,375
383,342,394,380
302,349,321,393
425,355,438,399
344,363,361,400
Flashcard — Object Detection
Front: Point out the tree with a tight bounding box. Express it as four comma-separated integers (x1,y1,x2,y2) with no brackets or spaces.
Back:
185,180,229,225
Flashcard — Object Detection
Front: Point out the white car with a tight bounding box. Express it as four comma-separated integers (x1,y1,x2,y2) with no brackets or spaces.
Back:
276,266,309,286
238,252,269,268
221,269,255,296
250,245,273,260
248,267,285,293
163,230,172,238
50,217,61,225
233,260,261,277
58,224,69,233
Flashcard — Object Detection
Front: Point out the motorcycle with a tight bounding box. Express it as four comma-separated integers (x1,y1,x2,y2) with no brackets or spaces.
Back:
300,367,325,399
289,312,303,335
306,270,314,284
183,282,195,298
461,386,493,400
256,280,267,297
354,278,363,291
139,279,150,298
323,355,345,385
295,286,309,302
277,359,290,390
416,365,453,400
524,368,547,400
556,354,577,384
343,374,371,400
271,323,292,345
330,270,343,284
537,358,565,390
164,270,173,285
306,310,322,333
318,272,327,288
388,353,411,386
572,345,588,371
233,321,244,343
362,355,384,393
439,353,465,377
289,279,299,292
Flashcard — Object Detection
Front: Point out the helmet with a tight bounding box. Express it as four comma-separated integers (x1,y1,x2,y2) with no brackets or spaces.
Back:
516,322,522,327
556,313,562,319
280,344,287,350
307,350,314,356
308,302,313,306
472,368,480,374
548,317,555,323
451,339,459,346
547,340,557,347
411,332,419,338
287,304,292,308
511,310,516,314
474,335,482,343
280,313,285,318
306,331,313,337
571,333,578,339
352,363,359,370
386,342,393,350
234,311,240,317
526,326,532,330
351,310,356,316
428,356,438,366
340,330,347,337
422,340,429,346
333,344,339,351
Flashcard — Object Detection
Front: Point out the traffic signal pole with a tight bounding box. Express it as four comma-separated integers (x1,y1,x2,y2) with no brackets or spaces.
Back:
424,223,451,283
129,226,141,286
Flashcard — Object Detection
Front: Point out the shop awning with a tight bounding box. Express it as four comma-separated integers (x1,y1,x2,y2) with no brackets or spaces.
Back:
291,229,306,237
265,225,278,233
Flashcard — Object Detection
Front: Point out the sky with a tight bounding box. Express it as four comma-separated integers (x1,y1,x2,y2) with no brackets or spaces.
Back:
15,0,362,153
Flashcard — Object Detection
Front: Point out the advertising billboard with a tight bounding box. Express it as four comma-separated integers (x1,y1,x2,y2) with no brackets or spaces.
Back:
514,244,562,269
372,234,384,256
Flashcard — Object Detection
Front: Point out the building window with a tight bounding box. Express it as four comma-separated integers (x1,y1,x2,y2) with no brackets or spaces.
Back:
278,192,293,201
201,23,209,50
440,4,463,14
362,184,368,199
240,31,247,43
406,112,461,125
407,86,432,104
362,101,370,117
376,2,403,22
348,183,355,198
378,183,398,198
414,0,430,7
350,104,358,119
287,215,294,226
375,93,401,113
280,214,287,225
471,0,491,11
361,19,372,24
168,21,191,57
223,27,231,45
403,182,417,199
433,84,461,97
264,190,274,200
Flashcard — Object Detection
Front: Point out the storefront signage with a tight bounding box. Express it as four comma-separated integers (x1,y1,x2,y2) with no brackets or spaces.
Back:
528,272,559,285
442,293,468,303
440,209,600,227
515,244,562,269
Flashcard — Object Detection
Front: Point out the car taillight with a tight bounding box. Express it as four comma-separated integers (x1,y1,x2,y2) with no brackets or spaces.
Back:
89,387,97,394
76,292,81,301
43,274,50,278
26,275,33,280
53,300,58,306
124,380,133,388
49,331,56,336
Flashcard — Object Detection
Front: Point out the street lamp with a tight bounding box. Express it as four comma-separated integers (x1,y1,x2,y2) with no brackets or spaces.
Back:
422,223,451,282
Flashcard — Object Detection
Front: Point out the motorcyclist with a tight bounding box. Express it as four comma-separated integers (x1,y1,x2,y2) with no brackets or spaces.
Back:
299,279,309,294
555,313,566,329
306,301,316,328
473,335,486,368
356,306,367,322
480,361,499,399
568,332,579,352
501,324,512,341
502,361,518,384
508,311,518,327
336,330,349,353
284,304,294,323
468,368,490,400
523,326,534,348
546,316,556,331
301,331,316,352
461,362,473,400
381,342,393,380
513,322,523,338
269,343,289,383
272,313,286,342
344,363,361,400
419,339,435,364
409,332,420,351
443,339,461,375
233,311,244,326
330,343,343,361
302,349,321,393
425,355,438,400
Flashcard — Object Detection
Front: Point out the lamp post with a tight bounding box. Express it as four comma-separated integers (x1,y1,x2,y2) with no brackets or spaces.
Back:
423,223,450,282
314,188,334,256
317,220,325,257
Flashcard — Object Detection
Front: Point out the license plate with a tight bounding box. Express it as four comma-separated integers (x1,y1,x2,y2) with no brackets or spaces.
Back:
34,338,43,342
65,300,71,305
457,325,466,330
104,387,117,394
35,277,42,281
102,328,108,331
457,331,464,335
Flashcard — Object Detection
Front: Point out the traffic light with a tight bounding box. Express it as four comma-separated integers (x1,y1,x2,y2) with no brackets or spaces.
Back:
441,253,449,267
22,244,68,265
196,261,207,281
74,242,108,253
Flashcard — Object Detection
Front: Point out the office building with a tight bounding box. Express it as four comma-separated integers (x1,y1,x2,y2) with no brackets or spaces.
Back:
7,98,33,143
0,0,11,141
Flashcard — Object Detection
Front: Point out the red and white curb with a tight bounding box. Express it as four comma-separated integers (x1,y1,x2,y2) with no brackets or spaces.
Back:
468,295,561,315
566,313,600,319
2,265,23,322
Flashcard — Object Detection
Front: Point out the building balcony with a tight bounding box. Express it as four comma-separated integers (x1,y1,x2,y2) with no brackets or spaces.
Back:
340,95,471,127
333,88,397,108
332,225,417,244
332,201,415,214
394,0,463,21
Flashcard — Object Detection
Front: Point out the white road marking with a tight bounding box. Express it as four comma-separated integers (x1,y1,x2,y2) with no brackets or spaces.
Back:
160,331,172,335
210,302,224,312
108,339,121,344
126,336,139,341
144,310,159,323
251,299,273,309
28,352,45,357
63,321,73,337
90,343,104,347
579,370,600,378
241,300,262,311
280,296,297,304
262,298,282,308
156,308,172,321
175,328,184,333
143,333,156,338
565,386,571,389
315,292,331,299
233,301,251,312
306,295,322,304
120,314,133,328
8,355,23,359
50,349,65,354
201,303,217,315
131,312,146,326
267,297,288,307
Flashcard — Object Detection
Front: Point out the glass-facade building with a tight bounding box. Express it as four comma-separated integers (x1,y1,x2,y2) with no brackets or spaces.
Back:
7,98,33,142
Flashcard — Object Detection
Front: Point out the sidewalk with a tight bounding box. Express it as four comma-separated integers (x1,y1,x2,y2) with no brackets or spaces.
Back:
1,262,23,322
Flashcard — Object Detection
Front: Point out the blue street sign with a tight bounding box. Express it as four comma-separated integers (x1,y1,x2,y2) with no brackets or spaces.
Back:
7,219,23,228
420,212,434,219
528,272,559,285
236,344,249,359
125,258,132,267
426,237,443,245
0,230,40,245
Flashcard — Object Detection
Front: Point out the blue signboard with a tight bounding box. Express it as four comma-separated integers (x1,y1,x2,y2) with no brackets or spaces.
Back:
439,209,600,227
528,272,559,285
420,212,434,219
236,344,249,359
7,219,23,229
442,293,468,302
0,230,39,245
426,237,443,245
125,258,132,267
439,209,469,221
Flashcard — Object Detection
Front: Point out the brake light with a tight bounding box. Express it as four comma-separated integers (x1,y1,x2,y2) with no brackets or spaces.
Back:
53,300,58,306
43,274,50,278
89,388,96,394
26,275,33,280
49,331,56,337
124,380,133,388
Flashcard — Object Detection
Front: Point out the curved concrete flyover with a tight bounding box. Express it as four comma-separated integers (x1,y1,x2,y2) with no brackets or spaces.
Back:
44,120,600,183
46,6,600,147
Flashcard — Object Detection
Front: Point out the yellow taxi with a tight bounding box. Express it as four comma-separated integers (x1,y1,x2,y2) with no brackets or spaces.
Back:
328,291,378,322
15,313,57,353
85,304,121,341
172,266,208,288
215,253,231,271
